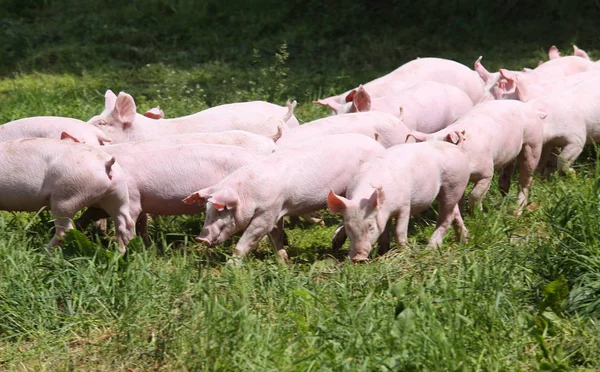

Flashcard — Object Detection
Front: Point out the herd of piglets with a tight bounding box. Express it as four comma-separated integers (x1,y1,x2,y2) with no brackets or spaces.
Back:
2,44,599,262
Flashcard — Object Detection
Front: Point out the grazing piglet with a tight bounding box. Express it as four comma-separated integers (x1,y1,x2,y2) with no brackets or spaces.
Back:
86,90,298,143
509,70,600,102
76,143,265,242
319,82,473,133
276,111,410,148
183,134,386,261
0,116,111,145
0,138,134,252
328,141,470,261
526,78,600,174
409,100,544,213
315,57,485,107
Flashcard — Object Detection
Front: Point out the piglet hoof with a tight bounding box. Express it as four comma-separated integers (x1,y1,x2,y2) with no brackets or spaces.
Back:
351,256,369,264
513,208,524,217
277,249,289,263
226,256,243,266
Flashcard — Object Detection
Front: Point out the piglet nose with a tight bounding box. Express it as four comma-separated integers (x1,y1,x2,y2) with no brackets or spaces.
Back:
195,237,211,246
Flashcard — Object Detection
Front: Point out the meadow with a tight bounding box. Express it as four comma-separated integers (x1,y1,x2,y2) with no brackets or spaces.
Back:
1,0,600,370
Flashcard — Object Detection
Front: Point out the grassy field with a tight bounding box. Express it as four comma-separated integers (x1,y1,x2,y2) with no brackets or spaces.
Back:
2,1,600,370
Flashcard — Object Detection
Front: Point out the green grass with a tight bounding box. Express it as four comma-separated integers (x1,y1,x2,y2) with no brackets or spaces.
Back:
2,1,600,370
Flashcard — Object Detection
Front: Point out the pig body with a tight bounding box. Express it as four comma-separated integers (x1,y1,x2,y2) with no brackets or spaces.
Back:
87,90,298,143
79,143,264,240
112,130,278,155
276,111,410,148
513,70,600,102
328,141,470,261
526,79,600,173
184,134,386,260
410,100,544,212
315,58,485,107
0,138,134,252
0,116,111,145
489,56,600,99
322,82,474,133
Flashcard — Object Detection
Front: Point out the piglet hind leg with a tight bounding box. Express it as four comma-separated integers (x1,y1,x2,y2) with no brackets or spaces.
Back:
515,141,543,215
97,189,136,255
467,175,492,212
267,218,289,262
428,190,463,248
452,205,469,243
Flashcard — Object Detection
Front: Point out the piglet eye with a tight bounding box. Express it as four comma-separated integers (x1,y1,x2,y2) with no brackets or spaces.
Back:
368,223,375,231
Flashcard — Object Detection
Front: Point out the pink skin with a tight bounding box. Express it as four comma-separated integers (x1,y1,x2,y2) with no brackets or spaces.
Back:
410,100,544,214
276,111,410,149
0,116,111,145
321,82,474,133
475,55,600,100
328,141,470,261
0,138,134,253
111,128,281,155
514,70,600,102
87,90,298,143
526,78,600,175
76,143,264,243
315,57,486,108
183,134,386,261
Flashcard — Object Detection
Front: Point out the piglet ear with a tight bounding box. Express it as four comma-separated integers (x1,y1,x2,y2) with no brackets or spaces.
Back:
143,106,164,119
548,45,560,60
183,188,212,206
351,85,371,113
313,98,342,114
367,187,384,210
474,56,491,82
573,45,590,60
208,186,238,211
105,90,117,111
113,92,137,127
60,132,80,143
444,130,466,145
328,189,348,213
345,89,358,103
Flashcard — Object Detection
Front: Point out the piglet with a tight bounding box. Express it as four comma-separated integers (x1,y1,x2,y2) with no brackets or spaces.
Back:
183,134,386,261
0,116,111,145
276,111,410,148
0,138,134,253
74,142,266,243
328,140,470,261
87,90,297,143
315,57,485,107
526,78,600,174
409,100,544,213
319,82,473,133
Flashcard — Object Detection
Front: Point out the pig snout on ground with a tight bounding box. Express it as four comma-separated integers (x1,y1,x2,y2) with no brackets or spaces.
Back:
184,134,386,261
328,141,470,261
